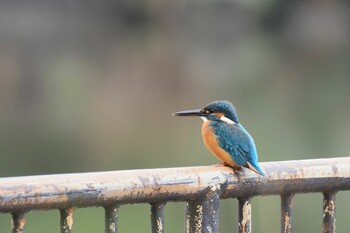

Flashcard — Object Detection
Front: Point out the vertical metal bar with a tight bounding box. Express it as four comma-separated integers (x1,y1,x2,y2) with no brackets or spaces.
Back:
11,212,26,233
323,192,336,233
151,203,165,233
281,194,294,233
238,197,252,233
185,192,220,233
105,205,119,233
60,208,74,233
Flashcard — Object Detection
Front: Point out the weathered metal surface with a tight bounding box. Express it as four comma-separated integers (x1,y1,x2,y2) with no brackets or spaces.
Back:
151,203,165,233
0,157,350,212
185,190,220,233
281,194,294,233
11,212,25,233
238,197,251,233
60,208,74,233
105,205,119,233
323,192,336,233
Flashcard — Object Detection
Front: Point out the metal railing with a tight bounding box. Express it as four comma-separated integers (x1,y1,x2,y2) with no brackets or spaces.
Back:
1,157,350,233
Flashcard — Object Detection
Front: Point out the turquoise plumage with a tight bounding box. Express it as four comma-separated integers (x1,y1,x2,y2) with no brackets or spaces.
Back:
211,120,265,175
173,100,265,176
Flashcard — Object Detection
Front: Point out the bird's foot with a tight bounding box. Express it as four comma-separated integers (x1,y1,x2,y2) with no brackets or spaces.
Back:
214,162,229,167
232,166,243,175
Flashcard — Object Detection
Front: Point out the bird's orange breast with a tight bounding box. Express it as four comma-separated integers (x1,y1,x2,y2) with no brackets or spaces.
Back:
201,121,239,168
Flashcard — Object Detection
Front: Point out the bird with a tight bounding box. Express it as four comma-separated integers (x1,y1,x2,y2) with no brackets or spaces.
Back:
173,100,265,175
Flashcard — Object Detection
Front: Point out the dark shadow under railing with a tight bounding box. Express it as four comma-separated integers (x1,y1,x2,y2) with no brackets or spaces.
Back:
1,157,350,233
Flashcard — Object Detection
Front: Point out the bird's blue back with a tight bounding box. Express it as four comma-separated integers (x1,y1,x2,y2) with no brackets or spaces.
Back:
210,121,265,175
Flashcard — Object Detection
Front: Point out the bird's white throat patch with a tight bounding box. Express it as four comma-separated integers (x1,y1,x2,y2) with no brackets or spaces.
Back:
200,116,235,124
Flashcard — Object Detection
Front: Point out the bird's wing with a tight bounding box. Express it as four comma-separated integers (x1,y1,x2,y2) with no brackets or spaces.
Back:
213,123,253,167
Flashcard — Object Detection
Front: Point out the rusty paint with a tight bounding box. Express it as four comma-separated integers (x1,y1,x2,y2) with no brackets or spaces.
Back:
281,194,294,233
60,208,74,233
186,191,220,233
238,197,251,233
194,204,203,232
11,212,25,233
105,205,119,233
151,203,165,233
0,158,349,213
323,192,336,233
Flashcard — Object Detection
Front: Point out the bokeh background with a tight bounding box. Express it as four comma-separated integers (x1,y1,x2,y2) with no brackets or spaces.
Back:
0,0,350,232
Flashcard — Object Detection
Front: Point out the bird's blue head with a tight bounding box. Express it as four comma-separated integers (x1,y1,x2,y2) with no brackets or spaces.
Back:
202,100,239,123
173,100,239,124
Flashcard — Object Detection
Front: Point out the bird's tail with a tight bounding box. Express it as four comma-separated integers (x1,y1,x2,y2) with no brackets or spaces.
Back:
247,162,266,176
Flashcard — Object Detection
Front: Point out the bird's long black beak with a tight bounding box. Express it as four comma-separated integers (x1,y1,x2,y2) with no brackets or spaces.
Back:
172,109,206,117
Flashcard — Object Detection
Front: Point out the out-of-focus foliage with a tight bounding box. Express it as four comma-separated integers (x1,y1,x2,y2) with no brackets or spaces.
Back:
0,0,350,232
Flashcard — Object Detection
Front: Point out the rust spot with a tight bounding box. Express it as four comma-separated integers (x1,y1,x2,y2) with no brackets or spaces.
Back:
105,206,118,233
11,212,26,233
156,217,163,232
283,213,292,233
109,221,116,231
185,207,191,232
281,194,294,233
238,198,251,233
60,208,74,232
66,208,74,230
240,201,251,232
323,200,335,216
323,192,336,233
194,204,203,232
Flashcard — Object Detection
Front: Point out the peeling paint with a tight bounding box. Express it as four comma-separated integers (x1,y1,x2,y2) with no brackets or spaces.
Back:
323,192,336,233
0,158,350,212
0,158,348,233
194,205,203,233
186,212,190,233
157,218,163,232
239,198,251,233
327,200,335,217
187,199,218,233
241,201,251,230
60,208,74,233
11,212,26,233
284,214,291,232
105,205,118,233
109,222,116,231
206,225,213,233
151,203,164,233
66,212,73,230
281,194,294,233
210,183,221,192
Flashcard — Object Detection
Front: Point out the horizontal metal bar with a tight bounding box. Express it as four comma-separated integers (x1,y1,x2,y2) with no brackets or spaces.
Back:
0,157,350,212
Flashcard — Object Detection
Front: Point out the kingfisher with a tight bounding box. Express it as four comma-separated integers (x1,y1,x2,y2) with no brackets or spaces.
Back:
173,100,265,175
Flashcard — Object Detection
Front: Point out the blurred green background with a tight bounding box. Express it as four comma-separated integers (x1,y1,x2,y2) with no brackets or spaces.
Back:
0,0,350,232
